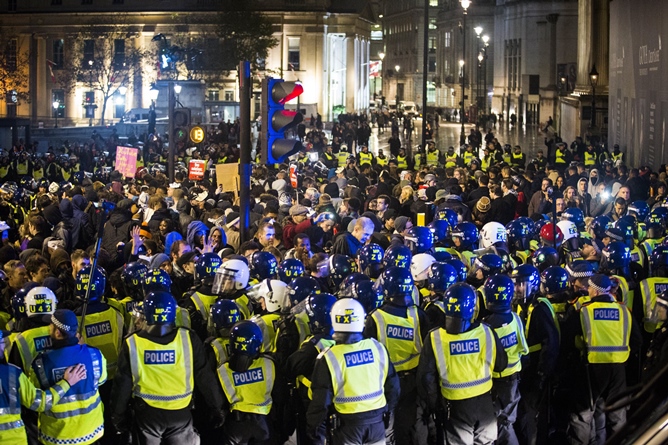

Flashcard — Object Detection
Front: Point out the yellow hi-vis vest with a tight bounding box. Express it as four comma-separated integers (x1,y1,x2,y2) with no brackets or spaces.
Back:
12,326,52,376
639,277,668,333
377,156,388,167
612,275,632,308
336,152,349,166
176,307,191,329
579,300,631,364
0,165,9,178
555,149,567,164
296,337,335,400
0,363,71,445
77,306,124,379
322,338,388,414
427,150,439,166
33,167,44,181
463,151,474,166
191,292,218,322
492,312,528,378
630,246,645,270
126,328,194,410
218,355,275,415
358,152,373,165
15,161,28,176
235,294,252,320
525,298,560,353
445,155,458,168
370,306,422,371
430,323,496,400
612,152,623,162
254,313,281,353
481,156,491,171
584,152,597,166
209,337,231,369
397,155,408,170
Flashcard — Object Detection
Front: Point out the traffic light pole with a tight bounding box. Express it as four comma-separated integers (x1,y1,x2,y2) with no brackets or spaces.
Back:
239,61,252,245
168,81,175,183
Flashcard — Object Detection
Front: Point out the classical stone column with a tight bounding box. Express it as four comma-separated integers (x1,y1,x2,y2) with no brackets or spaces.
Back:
546,14,559,90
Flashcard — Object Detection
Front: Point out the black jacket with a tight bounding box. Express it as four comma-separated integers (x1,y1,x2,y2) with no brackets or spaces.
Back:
102,209,135,267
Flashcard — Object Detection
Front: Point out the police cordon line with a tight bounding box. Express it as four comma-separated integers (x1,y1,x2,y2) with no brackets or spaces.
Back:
0,121,667,445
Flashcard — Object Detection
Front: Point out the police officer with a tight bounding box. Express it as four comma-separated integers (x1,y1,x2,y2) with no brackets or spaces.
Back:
482,275,528,445
417,282,507,445
119,262,149,330
217,320,282,444
642,290,668,382
0,329,86,445
182,252,223,341
366,267,429,445
307,298,400,445
110,291,225,443
212,257,254,319
206,299,243,369
251,279,292,354
639,246,668,334
286,293,337,445
423,262,458,331
512,264,560,445
32,309,107,445
565,274,638,445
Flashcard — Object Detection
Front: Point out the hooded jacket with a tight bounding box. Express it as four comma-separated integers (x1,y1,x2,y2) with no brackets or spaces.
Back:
101,209,135,267
588,169,601,197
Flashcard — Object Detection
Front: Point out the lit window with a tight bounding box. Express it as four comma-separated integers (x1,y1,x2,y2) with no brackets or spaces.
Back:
288,37,300,71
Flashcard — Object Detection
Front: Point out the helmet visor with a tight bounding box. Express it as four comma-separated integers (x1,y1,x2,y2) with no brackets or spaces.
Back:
213,268,237,295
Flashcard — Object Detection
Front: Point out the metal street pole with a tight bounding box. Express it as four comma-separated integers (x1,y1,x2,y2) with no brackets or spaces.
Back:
239,61,252,244
421,0,429,151
460,5,468,145
168,81,175,183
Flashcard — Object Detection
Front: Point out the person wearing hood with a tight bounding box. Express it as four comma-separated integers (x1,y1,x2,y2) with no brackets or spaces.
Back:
186,220,208,250
71,194,94,249
590,182,614,217
588,168,601,197
576,177,592,215
102,199,136,269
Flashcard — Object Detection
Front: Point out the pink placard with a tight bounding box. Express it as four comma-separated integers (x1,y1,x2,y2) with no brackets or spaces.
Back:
115,146,138,178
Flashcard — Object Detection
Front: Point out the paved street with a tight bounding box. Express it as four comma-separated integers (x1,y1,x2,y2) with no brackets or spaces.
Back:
370,119,548,159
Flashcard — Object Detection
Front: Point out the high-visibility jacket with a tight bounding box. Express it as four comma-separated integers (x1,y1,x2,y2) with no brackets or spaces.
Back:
397,155,408,170
275,313,310,356
0,363,71,445
579,299,631,364
322,338,389,414
462,152,475,166
323,152,337,166
638,277,668,333
190,292,218,323
218,355,275,415
481,155,492,171
208,336,231,369
491,312,528,378
414,153,423,167
376,156,388,167
336,152,349,166
0,165,9,179
14,161,29,176
32,344,106,445
126,328,194,410
370,306,422,371
358,152,373,165
555,149,567,164
511,152,524,166
445,154,458,168
254,313,281,353
296,336,335,400
11,325,52,376
427,150,440,166
630,246,645,271
525,298,560,353
430,323,496,400
33,167,44,181
641,238,663,266
612,152,623,162
77,305,124,379
612,274,632,308
584,151,597,166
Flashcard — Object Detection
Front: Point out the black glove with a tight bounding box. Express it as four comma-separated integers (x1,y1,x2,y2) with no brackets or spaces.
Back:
211,410,226,429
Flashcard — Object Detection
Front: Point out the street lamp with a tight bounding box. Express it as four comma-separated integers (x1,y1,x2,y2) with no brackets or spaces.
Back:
148,84,159,135
589,64,599,128
53,101,59,128
459,0,471,145
474,27,483,115
482,35,489,114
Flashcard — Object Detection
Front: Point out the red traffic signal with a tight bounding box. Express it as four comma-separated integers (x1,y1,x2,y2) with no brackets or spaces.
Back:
270,82,303,105
271,109,303,133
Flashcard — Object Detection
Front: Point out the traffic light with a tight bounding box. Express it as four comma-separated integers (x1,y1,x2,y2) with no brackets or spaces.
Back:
261,78,304,165
173,108,190,145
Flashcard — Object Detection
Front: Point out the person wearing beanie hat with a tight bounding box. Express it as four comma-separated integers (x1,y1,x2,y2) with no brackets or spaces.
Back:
563,273,636,444
393,216,412,235
31,309,107,444
0,329,87,444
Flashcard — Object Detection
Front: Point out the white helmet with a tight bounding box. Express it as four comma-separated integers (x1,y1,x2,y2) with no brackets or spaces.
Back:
25,287,57,317
213,259,250,294
410,253,436,282
557,220,578,241
480,222,508,249
331,298,366,333
262,280,291,313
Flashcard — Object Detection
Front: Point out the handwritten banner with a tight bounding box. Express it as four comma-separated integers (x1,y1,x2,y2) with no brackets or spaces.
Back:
115,146,138,178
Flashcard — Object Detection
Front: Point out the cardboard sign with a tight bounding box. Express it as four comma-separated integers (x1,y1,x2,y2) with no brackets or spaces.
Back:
289,164,298,188
115,146,138,178
215,163,240,196
189,159,206,181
